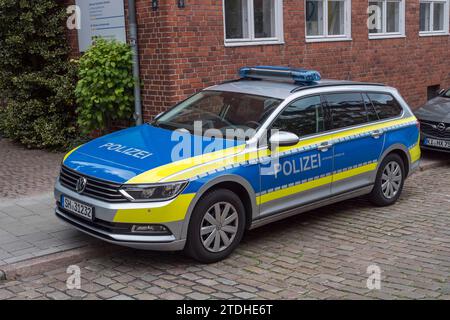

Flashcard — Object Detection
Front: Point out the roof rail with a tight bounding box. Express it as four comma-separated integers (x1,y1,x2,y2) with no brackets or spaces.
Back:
219,77,263,85
290,81,386,93
219,78,242,85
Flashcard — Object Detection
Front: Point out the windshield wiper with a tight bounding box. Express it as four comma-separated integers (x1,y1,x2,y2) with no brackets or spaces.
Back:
150,121,185,132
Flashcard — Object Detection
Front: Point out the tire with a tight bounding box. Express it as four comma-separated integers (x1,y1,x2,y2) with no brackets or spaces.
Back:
184,189,246,263
369,153,406,207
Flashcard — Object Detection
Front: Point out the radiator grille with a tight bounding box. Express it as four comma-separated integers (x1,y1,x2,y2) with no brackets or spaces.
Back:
59,166,127,202
420,120,450,139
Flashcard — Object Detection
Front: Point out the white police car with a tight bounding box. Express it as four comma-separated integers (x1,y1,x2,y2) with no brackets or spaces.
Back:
55,66,421,263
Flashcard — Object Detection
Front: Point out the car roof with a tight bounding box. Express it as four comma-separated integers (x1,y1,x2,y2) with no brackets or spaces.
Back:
205,79,386,100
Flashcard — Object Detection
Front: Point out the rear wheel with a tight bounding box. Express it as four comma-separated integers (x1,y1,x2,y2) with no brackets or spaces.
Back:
185,189,245,263
369,153,406,206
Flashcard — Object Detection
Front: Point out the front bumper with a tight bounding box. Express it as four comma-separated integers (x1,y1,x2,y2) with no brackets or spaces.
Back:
54,181,187,251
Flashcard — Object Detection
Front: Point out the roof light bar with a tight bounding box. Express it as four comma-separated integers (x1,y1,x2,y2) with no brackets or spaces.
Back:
239,66,321,84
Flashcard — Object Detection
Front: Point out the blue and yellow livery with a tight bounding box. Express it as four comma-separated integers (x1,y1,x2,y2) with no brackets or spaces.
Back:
55,66,420,263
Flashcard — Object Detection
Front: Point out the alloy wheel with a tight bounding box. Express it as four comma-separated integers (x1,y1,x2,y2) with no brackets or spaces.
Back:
200,202,239,253
381,161,402,199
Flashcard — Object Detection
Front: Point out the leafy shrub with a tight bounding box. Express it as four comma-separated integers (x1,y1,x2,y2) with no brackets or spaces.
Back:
75,38,134,134
0,0,78,150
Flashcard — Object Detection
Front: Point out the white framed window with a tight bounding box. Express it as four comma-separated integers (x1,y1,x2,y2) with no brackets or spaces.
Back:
305,0,352,42
223,0,284,47
419,0,449,36
368,0,405,39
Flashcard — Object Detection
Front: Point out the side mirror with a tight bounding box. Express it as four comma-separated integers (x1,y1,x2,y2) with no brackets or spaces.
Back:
438,89,446,96
269,131,300,149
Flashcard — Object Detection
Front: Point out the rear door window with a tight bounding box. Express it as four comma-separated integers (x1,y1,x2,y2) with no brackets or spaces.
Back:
367,93,403,120
324,93,369,129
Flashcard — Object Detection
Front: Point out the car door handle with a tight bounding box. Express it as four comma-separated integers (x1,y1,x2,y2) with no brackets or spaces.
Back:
371,130,383,139
317,142,333,152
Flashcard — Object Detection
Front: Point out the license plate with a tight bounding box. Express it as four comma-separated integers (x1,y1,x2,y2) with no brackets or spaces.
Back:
424,138,450,149
61,195,94,221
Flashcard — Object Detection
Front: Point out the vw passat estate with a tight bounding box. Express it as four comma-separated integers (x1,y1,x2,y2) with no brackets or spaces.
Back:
55,66,421,263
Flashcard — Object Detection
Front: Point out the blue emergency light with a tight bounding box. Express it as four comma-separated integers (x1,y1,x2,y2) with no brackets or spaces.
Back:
239,66,321,84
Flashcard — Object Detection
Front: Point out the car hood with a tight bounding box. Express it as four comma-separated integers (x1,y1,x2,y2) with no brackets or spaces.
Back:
414,96,450,123
64,124,245,184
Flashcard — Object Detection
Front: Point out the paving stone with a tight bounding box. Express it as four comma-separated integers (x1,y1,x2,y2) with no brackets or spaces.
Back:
196,279,219,287
96,289,119,299
159,292,185,300
233,292,257,299
93,277,116,287
187,292,211,300
46,291,71,300
108,294,134,300
134,293,158,300
145,286,166,295
80,283,104,294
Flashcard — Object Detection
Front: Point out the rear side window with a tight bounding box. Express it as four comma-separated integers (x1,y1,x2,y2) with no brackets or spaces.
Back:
325,93,368,129
272,95,325,137
367,93,403,120
363,93,379,122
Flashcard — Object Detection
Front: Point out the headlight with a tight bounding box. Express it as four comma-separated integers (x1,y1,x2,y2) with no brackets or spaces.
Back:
119,181,188,202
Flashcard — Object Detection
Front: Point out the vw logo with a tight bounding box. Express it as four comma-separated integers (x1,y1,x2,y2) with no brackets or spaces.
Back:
437,123,446,132
76,177,87,194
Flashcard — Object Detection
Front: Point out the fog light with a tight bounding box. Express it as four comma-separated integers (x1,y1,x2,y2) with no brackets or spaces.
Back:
131,225,169,234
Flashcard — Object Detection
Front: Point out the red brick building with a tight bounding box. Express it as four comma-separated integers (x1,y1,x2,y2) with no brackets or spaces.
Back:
67,0,450,121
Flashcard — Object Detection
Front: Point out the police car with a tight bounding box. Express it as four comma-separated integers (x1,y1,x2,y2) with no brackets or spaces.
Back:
55,66,421,263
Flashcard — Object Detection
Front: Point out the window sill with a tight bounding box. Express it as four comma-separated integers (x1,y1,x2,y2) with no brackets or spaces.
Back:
369,34,406,40
305,37,352,43
419,31,449,37
224,40,285,47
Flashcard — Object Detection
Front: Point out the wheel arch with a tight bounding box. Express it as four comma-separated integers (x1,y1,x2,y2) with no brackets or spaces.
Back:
180,175,258,240
377,143,411,177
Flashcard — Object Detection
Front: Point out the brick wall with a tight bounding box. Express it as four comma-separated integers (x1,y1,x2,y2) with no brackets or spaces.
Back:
68,0,450,121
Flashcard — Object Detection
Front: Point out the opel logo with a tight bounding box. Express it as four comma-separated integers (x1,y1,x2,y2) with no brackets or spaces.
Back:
437,123,446,132
76,177,87,194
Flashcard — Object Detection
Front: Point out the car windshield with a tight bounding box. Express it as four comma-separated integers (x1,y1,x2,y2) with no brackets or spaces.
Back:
444,89,450,98
153,91,282,140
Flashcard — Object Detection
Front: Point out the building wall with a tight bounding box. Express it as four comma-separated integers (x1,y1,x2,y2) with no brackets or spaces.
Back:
68,1,450,121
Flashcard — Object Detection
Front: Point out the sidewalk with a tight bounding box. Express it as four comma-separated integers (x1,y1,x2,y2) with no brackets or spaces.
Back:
0,148,449,273
0,193,100,266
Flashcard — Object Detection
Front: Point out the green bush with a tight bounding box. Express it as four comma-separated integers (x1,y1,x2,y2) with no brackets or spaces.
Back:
75,38,134,134
0,0,78,150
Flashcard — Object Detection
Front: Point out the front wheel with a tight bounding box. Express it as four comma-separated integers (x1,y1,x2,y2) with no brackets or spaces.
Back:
369,153,406,207
185,189,246,263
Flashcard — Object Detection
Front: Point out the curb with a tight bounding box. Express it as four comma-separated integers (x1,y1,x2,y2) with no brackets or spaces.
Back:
419,160,450,172
0,244,126,281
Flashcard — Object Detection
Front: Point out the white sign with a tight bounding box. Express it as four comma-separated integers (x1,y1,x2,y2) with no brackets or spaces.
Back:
76,0,127,52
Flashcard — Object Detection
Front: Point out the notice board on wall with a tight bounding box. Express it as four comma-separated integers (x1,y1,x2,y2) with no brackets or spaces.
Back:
76,0,127,52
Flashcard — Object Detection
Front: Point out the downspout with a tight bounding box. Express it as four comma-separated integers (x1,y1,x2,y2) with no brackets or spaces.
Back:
128,0,143,125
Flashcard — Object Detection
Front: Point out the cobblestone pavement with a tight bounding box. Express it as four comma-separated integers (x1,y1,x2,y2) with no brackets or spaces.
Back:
0,139,63,199
1,164,449,300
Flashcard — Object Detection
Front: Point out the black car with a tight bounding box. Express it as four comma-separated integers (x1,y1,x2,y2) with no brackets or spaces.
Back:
415,88,450,152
